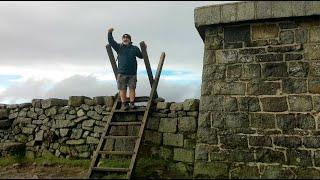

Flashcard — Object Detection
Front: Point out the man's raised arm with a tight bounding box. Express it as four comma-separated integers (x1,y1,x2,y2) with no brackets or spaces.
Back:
107,28,120,52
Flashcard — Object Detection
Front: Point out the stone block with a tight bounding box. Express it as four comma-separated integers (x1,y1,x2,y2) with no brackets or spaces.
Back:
54,120,74,128
256,54,283,62
310,61,320,77
273,136,302,148
309,78,320,94
238,97,260,112
159,118,177,133
287,149,312,167
288,62,309,77
242,64,261,79
267,44,302,53
170,103,183,111
197,127,218,144
250,113,275,129
223,97,238,112
200,95,224,112
279,30,294,44
146,117,160,130
313,96,320,111
144,130,162,145
224,25,250,43
247,81,281,95
297,114,316,130
104,96,114,107
216,49,238,64
310,27,320,42
255,148,285,163
178,117,197,132
283,78,307,94
237,1,254,21
251,23,278,40
42,98,68,109
285,53,303,61
194,5,221,27
86,136,99,144
276,114,298,132
35,130,44,141
45,107,57,116
68,96,87,107
249,136,272,147
262,62,288,78
260,97,288,112
173,148,194,163
31,99,42,108
203,49,215,65
66,139,85,145
295,28,308,43
220,134,248,150
304,43,320,60
212,82,246,95
205,35,223,50
202,64,226,81
256,1,272,19
230,164,260,179
221,3,236,23
288,95,313,112
87,111,102,120
183,99,199,111
163,133,183,147
303,137,320,148
59,129,69,137
93,96,105,105
156,102,170,110
226,64,242,79
225,113,249,128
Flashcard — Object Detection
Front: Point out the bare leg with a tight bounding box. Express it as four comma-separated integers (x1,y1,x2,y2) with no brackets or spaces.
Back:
119,89,127,103
129,88,135,103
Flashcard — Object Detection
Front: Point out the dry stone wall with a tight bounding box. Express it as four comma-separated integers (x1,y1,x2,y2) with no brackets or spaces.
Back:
0,96,199,176
194,1,320,179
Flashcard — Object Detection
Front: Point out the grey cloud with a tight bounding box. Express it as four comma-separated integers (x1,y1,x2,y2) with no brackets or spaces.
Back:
0,1,231,72
0,74,200,104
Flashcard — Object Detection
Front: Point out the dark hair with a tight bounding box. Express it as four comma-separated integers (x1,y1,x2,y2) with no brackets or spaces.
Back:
122,34,131,41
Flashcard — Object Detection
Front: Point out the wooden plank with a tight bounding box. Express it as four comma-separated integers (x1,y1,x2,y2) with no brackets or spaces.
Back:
125,96,149,103
98,151,134,155
126,52,166,179
110,122,142,126
106,44,118,80
103,136,139,139
87,95,120,178
139,41,158,98
92,167,130,172
114,108,146,113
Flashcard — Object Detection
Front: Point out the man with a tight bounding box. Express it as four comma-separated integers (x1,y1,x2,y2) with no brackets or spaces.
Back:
107,28,144,110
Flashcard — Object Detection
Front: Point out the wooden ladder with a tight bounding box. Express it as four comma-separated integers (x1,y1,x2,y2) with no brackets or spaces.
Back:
87,42,165,179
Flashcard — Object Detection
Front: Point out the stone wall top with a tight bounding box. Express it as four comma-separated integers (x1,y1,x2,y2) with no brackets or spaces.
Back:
194,1,320,40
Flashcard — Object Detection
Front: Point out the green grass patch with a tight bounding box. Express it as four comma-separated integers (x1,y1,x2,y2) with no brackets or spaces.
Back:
0,154,90,168
98,158,130,168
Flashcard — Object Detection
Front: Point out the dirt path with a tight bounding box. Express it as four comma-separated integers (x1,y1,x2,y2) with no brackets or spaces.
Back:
0,164,88,179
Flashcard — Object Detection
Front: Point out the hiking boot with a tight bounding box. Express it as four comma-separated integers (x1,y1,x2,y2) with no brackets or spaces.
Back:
129,102,136,109
121,102,129,111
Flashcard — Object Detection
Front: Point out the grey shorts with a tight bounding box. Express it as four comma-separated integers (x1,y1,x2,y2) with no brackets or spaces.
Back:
117,74,137,90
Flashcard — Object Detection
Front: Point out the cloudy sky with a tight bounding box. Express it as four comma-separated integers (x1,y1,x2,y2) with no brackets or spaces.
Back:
0,1,233,104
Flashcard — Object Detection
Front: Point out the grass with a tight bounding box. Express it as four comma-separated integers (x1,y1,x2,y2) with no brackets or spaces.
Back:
0,154,90,168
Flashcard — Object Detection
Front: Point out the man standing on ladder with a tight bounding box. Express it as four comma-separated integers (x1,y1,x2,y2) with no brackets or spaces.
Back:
107,27,144,110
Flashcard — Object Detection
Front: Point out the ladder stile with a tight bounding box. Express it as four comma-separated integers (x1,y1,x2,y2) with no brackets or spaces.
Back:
88,42,165,179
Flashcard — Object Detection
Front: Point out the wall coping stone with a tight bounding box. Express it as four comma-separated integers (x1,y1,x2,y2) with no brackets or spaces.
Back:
194,1,320,40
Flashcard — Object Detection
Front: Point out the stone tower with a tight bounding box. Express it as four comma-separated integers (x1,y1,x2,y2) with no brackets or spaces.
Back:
194,1,320,178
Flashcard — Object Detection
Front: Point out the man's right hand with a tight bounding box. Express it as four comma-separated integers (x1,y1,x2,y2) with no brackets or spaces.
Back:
108,28,114,33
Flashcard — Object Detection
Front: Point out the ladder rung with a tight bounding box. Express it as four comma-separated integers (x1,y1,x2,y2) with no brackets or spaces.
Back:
125,96,149,102
114,108,146,113
110,122,142,126
98,151,134,155
92,167,130,172
103,136,139,139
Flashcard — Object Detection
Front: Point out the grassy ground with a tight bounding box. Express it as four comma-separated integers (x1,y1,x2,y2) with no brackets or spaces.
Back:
0,153,191,179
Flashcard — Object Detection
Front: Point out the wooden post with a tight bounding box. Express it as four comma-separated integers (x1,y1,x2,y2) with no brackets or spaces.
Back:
106,44,118,80
139,41,158,98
